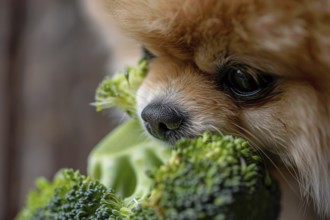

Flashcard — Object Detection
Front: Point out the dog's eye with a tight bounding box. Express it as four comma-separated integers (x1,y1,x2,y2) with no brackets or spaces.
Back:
217,66,275,103
142,47,156,60
228,69,259,94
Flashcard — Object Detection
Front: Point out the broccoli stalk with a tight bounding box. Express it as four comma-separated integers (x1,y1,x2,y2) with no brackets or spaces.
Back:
88,119,170,199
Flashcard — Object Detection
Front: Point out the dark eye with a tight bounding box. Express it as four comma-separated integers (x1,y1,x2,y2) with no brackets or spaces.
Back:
218,66,276,103
142,47,156,60
229,69,259,94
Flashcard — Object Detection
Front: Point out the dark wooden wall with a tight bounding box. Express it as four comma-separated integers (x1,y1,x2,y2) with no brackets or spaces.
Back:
0,0,115,219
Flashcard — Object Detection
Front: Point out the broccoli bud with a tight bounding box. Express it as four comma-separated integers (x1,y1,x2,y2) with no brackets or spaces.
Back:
17,169,133,220
93,59,148,117
136,133,280,220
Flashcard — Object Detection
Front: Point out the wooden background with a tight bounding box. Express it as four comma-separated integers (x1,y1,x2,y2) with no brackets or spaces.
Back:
0,0,117,219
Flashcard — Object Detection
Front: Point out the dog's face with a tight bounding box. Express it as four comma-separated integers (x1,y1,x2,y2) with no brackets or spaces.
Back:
94,0,330,217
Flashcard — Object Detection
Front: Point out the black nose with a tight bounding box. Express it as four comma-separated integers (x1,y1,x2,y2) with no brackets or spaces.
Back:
141,103,184,140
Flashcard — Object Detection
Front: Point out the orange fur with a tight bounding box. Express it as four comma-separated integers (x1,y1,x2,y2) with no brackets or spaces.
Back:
86,0,330,219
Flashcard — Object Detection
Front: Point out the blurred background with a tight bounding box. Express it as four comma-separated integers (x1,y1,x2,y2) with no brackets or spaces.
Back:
0,0,121,219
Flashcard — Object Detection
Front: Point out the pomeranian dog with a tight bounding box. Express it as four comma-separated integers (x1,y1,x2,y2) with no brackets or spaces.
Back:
85,0,330,219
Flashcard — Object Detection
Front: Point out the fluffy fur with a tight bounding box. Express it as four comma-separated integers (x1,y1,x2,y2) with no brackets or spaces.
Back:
86,0,330,219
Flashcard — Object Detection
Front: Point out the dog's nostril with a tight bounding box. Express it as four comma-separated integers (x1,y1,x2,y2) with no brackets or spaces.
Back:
141,103,184,140
159,119,181,131
159,122,168,131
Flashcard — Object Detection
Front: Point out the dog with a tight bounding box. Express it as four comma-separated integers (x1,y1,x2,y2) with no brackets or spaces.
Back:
85,1,330,219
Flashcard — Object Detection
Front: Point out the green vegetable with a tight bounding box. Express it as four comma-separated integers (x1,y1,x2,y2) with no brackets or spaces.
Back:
18,134,280,220
88,119,170,199
93,59,148,117
17,169,132,220
136,133,280,220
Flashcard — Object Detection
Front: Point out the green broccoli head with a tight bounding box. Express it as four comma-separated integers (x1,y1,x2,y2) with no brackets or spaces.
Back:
135,133,280,220
93,59,148,117
88,120,280,220
17,169,133,220
19,134,280,220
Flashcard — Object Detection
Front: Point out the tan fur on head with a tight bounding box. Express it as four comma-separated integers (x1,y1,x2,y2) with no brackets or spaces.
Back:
88,0,330,218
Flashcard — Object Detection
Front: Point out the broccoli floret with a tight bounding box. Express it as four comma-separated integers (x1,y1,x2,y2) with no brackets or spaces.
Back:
134,133,280,220
17,169,133,220
89,123,280,220
93,59,148,117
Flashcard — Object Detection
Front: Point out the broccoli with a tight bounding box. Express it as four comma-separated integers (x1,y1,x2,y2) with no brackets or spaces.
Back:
18,134,280,220
135,133,280,220
93,59,148,117
17,169,133,220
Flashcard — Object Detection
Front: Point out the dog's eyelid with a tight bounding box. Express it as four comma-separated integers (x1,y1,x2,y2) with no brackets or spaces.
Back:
216,62,276,80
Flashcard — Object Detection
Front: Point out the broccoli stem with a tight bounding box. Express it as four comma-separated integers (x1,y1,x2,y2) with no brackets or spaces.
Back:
88,119,170,199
